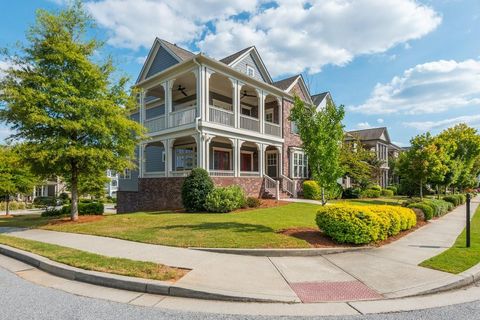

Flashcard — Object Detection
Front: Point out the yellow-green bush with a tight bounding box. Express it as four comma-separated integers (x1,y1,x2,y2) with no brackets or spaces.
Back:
316,204,417,244
0,201,26,211
303,180,321,200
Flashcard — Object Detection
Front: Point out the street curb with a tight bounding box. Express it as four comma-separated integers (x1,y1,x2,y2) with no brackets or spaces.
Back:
189,246,371,257
0,244,292,303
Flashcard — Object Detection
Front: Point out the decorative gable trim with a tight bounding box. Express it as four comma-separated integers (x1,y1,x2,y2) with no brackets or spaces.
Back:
285,75,313,105
136,38,183,84
229,47,273,84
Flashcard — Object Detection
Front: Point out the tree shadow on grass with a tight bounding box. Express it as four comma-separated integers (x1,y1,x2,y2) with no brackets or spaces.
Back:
155,222,274,233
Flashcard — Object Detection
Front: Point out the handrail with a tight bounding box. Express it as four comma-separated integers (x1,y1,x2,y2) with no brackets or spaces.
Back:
280,174,296,197
240,114,260,121
170,106,196,115
264,174,280,200
209,105,234,114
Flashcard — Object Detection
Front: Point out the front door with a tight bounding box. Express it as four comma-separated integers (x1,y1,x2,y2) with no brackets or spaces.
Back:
266,151,278,177
214,150,230,170
241,153,252,172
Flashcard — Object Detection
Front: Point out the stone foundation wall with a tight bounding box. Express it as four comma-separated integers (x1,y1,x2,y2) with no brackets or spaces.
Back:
117,176,265,213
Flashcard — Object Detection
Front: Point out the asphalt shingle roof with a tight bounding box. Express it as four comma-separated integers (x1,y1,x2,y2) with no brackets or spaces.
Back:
161,39,195,61
346,127,388,141
311,92,329,106
273,75,300,91
220,47,254,65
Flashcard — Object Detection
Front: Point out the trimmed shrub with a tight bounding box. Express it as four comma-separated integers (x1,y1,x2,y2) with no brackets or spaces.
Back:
408,203,434,221
327,183,344,200
370,185,382,191
181,168,214,212
245,197,261,208
443,195,466,207
33,196,57,208
343,187,361,199
41,208,64,217
386,186,398,195
60,202,104,215
422,199,451,217
316,204,417,244
360,189,381,199
205,186,246,213
303,180,321,200
0,201,26,211
381,189,394,197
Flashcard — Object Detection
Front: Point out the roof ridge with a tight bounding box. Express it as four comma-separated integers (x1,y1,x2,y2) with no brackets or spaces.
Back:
220,46,254,65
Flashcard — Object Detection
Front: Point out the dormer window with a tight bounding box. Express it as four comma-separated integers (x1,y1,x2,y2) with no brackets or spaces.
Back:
246,65,255,78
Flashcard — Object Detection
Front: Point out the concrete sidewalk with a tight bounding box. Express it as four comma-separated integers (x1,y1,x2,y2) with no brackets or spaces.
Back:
0,198,478,303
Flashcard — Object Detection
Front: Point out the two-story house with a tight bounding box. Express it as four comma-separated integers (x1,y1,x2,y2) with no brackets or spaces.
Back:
117,39,330,213
345,127,401,188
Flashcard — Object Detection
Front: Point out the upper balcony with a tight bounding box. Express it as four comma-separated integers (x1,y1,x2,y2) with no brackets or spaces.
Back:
139,68,282,139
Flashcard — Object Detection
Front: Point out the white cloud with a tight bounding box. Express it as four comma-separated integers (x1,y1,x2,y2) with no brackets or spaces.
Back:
86,0,441,76
0,60,11,79
377,118,384,124
86,0,261,50
0,126,13,143
356,122,372,129
403,114,480,131
135,56,147,64
350,59,480,115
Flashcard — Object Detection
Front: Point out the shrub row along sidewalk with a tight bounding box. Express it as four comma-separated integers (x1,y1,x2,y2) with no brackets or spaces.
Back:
0,234,187,281
421,204,480,274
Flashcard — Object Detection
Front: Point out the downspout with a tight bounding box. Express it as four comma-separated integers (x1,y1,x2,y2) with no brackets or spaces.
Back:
193,57,203,169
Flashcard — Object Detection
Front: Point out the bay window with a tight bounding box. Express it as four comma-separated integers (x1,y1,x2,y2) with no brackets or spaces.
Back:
291,150,308,179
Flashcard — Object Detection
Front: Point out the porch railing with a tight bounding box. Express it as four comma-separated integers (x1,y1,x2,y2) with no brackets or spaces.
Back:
144,171,166,178
264,174,280,200
169,107,196,127
264,122,281,137
209,170,235,177
240,115,260,132
240,171,260,177
144,115,166,133
169,170,191,177
280,174,296,198
209,106,234,127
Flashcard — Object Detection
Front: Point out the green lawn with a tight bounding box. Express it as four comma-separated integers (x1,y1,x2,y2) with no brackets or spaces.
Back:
420,205,480,274
332,197,406,206
0,234,186,281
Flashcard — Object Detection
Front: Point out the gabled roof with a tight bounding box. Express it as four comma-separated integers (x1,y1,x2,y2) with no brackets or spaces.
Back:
219,46,273,84
273,75,300,91
346,127,391,144
273,74,313,104
220,47,254,65
136,38,195,83
311,92,329,106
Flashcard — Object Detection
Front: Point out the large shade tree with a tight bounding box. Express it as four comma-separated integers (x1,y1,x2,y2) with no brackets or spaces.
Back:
290,96,345,205
0,2,143,220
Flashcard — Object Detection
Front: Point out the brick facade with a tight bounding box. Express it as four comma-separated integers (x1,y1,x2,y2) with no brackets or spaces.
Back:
117,176,264,213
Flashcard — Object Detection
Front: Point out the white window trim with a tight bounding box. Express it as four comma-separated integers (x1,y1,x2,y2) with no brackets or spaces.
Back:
246,65,255,78
265,150,278,177
290,150,308,179
121,169,131,180
240,150,254,171
265,108,274,123
212,99,232,111
212,147,232,170
241,104,252,116
174,144,197,171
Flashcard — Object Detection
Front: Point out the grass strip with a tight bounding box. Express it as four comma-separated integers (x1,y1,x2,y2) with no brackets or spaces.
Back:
420,205,480,274
0,234,187,281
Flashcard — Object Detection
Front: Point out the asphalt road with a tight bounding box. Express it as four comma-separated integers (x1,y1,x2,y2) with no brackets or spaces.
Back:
1,267,479,320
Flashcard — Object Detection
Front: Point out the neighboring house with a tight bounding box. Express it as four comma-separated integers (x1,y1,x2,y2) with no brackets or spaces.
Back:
105,170,119,198
32,176,66,199
118,38,328,213
345,127,401,188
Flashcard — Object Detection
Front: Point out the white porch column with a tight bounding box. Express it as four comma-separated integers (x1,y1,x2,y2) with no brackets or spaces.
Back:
160,139,168,176
235,139,243,177
139,90,146,125
192,134,203,169
166,139,174,176
277,97,283,137
165,80,174,127
278,145,284,177
138,143,145,178
258,143,265,177
205,135,213,172
229,78,239,128
258,89,265,134
205,69,213,122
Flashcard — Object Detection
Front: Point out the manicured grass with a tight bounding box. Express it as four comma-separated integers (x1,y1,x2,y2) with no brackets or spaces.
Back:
420,205,480,274
0,215,54,228
0,234,187,281
332,197,406,207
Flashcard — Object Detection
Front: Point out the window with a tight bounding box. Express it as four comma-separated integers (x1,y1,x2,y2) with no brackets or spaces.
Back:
111,179,118,187
213,147,232,170
265,109,274,123
291,121,299,134
175,145,197,170
120,169,131,179
162,151,166,163
291,150,308,178
212,99,232,111
246,65,255,78
241,105,252,116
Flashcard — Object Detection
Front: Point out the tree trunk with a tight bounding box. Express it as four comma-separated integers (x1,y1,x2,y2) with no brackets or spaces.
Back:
71,164,79,221
321,187,326,206
419,179,423,199
436,185,440,199
5,195,9,216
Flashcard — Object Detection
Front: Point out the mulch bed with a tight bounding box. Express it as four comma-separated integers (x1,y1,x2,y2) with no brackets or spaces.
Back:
278,219,429,248
48,215,105,225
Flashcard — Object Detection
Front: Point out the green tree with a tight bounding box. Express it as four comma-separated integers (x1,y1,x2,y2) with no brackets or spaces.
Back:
0,2,143,220
397,133,447,198
340,137,375,189
0,146,37,215
290,96,345,205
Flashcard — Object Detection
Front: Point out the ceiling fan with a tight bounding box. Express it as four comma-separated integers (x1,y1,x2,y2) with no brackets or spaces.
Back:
177,85,188,97
240,90,256,99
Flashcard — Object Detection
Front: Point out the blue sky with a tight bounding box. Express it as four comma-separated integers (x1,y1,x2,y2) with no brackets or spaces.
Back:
1,0,479,146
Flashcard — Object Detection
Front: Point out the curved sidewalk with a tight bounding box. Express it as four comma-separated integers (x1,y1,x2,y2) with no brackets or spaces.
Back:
0,198,478,303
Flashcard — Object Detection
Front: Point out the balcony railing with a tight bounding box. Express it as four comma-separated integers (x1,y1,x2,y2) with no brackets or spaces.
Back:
240,115,260,132
169,170,191,177
264,122,281,137
169,107,196,127
209,170,235,177
144,115,166,133
209,106,234,127
143,171,166,178
240,171,260,177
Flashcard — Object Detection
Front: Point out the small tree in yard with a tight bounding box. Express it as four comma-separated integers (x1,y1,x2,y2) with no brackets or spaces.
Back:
0,2,143,221
181,168,214,212
290,96,345,205
0,146,37,215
